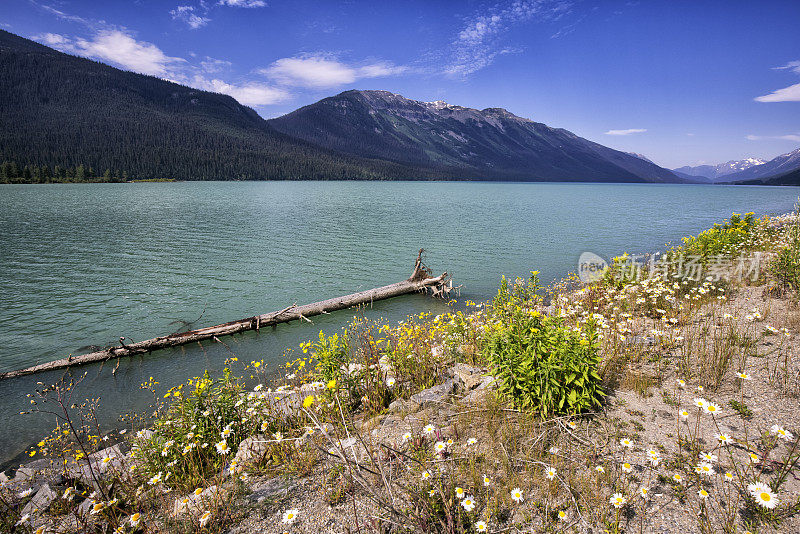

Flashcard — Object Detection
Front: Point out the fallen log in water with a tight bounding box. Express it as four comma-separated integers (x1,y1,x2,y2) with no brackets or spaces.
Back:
0,250,453,380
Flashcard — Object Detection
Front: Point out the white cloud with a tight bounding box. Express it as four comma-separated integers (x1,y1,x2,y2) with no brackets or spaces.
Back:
446,0,573,76
755,82,800,103
170,6,211,29
34,32,72,47
35,30,184,76
217,0,266,7
192,77,289,105
262,55,407,88
746,133,800,142
755,60,800,102
32,28,288,107
605,128,647,136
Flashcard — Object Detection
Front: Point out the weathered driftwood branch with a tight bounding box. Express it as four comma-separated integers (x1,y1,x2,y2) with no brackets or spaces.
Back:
0,250,452,380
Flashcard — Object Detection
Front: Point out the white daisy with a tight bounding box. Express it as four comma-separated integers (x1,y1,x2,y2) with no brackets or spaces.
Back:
282,508,299,524
610,493,626,508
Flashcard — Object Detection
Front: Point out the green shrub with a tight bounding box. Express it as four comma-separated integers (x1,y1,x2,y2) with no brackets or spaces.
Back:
770,220,800,293
679,212,762,259
306,330,349,382
483,275,604,417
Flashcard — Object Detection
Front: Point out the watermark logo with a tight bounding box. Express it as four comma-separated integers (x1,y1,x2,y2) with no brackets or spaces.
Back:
577,252,765,283
578,252,609,283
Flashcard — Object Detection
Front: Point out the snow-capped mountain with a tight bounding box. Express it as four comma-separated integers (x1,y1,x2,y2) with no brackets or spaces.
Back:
724,147,800,184
269,90,686,183
673,158,766,181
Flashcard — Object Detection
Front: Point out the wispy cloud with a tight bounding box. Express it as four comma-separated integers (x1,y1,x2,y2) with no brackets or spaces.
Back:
217,0,266,7
200,57,233,73
38,4,97,28
170,6,211,29
746,133,800,142
445,0,573,77
260,54,407,89
755,60,800,102
605,128,647,136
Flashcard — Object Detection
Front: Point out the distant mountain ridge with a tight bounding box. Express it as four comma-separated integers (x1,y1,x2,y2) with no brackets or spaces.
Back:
724,148,800,184
673,158,767,181
269,90,687,183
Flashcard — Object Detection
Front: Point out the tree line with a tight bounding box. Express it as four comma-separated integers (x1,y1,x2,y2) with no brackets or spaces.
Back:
0,161,129,183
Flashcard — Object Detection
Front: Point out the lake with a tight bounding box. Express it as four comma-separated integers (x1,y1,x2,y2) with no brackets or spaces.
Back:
0,181,798,466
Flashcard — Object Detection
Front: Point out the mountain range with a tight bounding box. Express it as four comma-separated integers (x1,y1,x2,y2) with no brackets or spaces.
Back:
724,148,800,184
0,29,423,182
268,90,684,183
1,29,798,185
672,158,767,182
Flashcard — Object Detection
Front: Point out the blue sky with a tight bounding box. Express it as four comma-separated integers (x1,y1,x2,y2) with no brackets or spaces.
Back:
1,0,799,168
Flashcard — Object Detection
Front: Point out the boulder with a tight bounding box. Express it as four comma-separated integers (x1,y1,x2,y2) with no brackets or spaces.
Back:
65,444,126,485
451,363,486,391
251,386,324,419
247,476,297,504
21,483,57,516
233,435,270,466
388,398,411,413
409,378,457,409
461,376,497,404
10,459,62,495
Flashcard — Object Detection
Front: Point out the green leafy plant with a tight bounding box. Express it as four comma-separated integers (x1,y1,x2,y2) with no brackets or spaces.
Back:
770,213,800,294
307,330,349,382
483,275,605,417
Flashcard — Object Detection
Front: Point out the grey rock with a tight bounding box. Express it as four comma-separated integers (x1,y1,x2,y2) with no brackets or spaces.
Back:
234,435,270,466
451,363,486,391
21,483,57,516
11,459,62,494
134,429,155,440
65,444,126,485
252,386,323,419
247,477,297,504
76,498,94,517
409,378,457,408
461,376,497,403
388,398,411,413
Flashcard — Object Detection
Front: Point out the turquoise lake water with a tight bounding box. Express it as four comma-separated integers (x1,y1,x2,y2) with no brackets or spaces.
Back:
0,181,798,466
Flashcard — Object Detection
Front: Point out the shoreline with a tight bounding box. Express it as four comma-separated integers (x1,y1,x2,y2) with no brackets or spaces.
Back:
4,178,800,187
